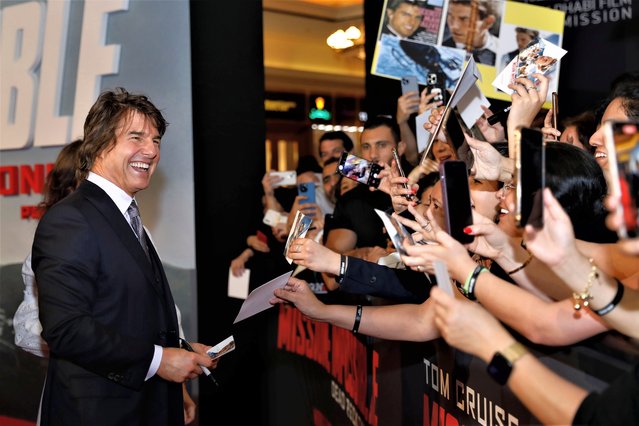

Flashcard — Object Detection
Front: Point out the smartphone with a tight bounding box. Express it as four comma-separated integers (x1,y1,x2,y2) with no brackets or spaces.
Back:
297,182,316,205
401,75,419,96
440,160,473,244
427,72,448,104
444,108,477,172
270,170,296,187
551,92,558,131
604,120,639,239
514,127,545,229
392,148,415,201
338,151,382,188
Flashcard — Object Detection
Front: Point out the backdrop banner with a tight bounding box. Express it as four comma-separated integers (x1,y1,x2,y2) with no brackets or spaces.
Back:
0,1,197,422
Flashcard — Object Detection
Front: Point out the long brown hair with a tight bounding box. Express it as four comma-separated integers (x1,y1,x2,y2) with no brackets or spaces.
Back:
39,139,85,212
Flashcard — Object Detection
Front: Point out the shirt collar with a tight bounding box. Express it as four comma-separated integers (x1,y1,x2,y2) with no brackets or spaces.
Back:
87,172,135,216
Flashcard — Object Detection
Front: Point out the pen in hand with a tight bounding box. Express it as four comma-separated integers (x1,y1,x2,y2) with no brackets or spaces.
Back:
487,106,511,125
179,338,219,387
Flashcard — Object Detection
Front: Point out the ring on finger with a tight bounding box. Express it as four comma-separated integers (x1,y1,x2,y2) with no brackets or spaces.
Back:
417,265,423,272
526,86,536,91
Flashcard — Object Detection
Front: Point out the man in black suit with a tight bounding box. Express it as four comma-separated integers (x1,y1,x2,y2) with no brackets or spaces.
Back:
381,0,431,43
32,88,214,425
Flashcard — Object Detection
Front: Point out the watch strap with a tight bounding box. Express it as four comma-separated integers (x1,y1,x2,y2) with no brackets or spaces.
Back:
500,341,528,364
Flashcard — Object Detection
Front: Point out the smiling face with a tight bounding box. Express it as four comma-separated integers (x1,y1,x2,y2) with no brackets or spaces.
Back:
91,111,161,196
589,98,629,170
496,182,522,237
387,3,423,38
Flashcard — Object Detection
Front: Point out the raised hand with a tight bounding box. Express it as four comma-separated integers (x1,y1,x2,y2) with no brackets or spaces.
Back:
270,277,326,321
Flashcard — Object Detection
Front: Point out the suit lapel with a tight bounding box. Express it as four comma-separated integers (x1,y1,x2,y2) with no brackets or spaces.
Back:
78,181,165,298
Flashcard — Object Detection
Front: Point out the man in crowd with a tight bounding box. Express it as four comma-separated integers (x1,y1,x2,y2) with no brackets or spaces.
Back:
33,88,214,425
319,130,354,165
323,116,407,290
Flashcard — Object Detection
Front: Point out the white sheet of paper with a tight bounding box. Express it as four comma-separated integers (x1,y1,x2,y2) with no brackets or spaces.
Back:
457,83,490,129
233,270,294,323
227,267,250,300
433,260,455,297
449,56,481,110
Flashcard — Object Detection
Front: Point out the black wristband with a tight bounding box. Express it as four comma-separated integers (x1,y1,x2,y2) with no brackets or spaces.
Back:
337,255,348,284
461,265,485,301
593,279,624,316
352,305,363,334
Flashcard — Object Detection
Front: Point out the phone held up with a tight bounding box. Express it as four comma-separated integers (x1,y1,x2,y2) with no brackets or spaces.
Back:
427,72,448,104
440,160,474,244
401,75,419,96
392,148,415,201
338,151,382,188
603,120,639,239
551,92,559,132
297,182,316,205
514,127,545,229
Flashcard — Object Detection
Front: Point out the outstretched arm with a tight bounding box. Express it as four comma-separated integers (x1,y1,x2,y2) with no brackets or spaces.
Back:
271,277,438,342
431,287,589,425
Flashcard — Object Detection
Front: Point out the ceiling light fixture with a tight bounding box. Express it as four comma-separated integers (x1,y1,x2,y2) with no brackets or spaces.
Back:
326,25,364,53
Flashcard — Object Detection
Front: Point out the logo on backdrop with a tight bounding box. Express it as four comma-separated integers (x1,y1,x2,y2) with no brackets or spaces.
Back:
1,0,129,151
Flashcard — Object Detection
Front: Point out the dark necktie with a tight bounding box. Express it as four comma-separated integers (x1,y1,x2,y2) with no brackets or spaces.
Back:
128,200,150,260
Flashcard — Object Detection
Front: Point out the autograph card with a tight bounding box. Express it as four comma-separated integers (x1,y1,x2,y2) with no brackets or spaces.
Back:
492,38,566,96
283,210,312,264
206,336,235,360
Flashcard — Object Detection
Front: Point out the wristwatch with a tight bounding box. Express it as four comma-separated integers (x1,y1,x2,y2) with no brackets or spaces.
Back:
486,341,528,385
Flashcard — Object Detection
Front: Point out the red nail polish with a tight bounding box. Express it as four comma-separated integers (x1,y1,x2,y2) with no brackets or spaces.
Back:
463,227,473,235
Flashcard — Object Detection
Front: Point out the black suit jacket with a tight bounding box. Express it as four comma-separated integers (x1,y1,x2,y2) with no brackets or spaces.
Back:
32,180,183,426
340,257,433,303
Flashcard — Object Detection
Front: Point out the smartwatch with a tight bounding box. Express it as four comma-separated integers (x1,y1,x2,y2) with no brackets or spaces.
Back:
486,341,528,385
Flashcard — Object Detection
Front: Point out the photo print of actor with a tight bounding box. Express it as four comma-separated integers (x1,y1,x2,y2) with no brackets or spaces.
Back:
441,0,504,66
499,26,539,71
380,0,446,45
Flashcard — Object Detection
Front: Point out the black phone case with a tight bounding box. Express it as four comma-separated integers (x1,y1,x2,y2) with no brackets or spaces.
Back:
516,128,545,229
427,72,449,104
440,160,474,244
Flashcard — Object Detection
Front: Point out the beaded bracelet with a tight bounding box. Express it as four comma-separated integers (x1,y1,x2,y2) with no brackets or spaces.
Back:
593,279,625,316
352,305,363,334
507,253,533,275
572,258,598,311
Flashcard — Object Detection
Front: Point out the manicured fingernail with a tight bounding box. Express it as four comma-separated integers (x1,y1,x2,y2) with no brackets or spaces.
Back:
463,227,473,235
